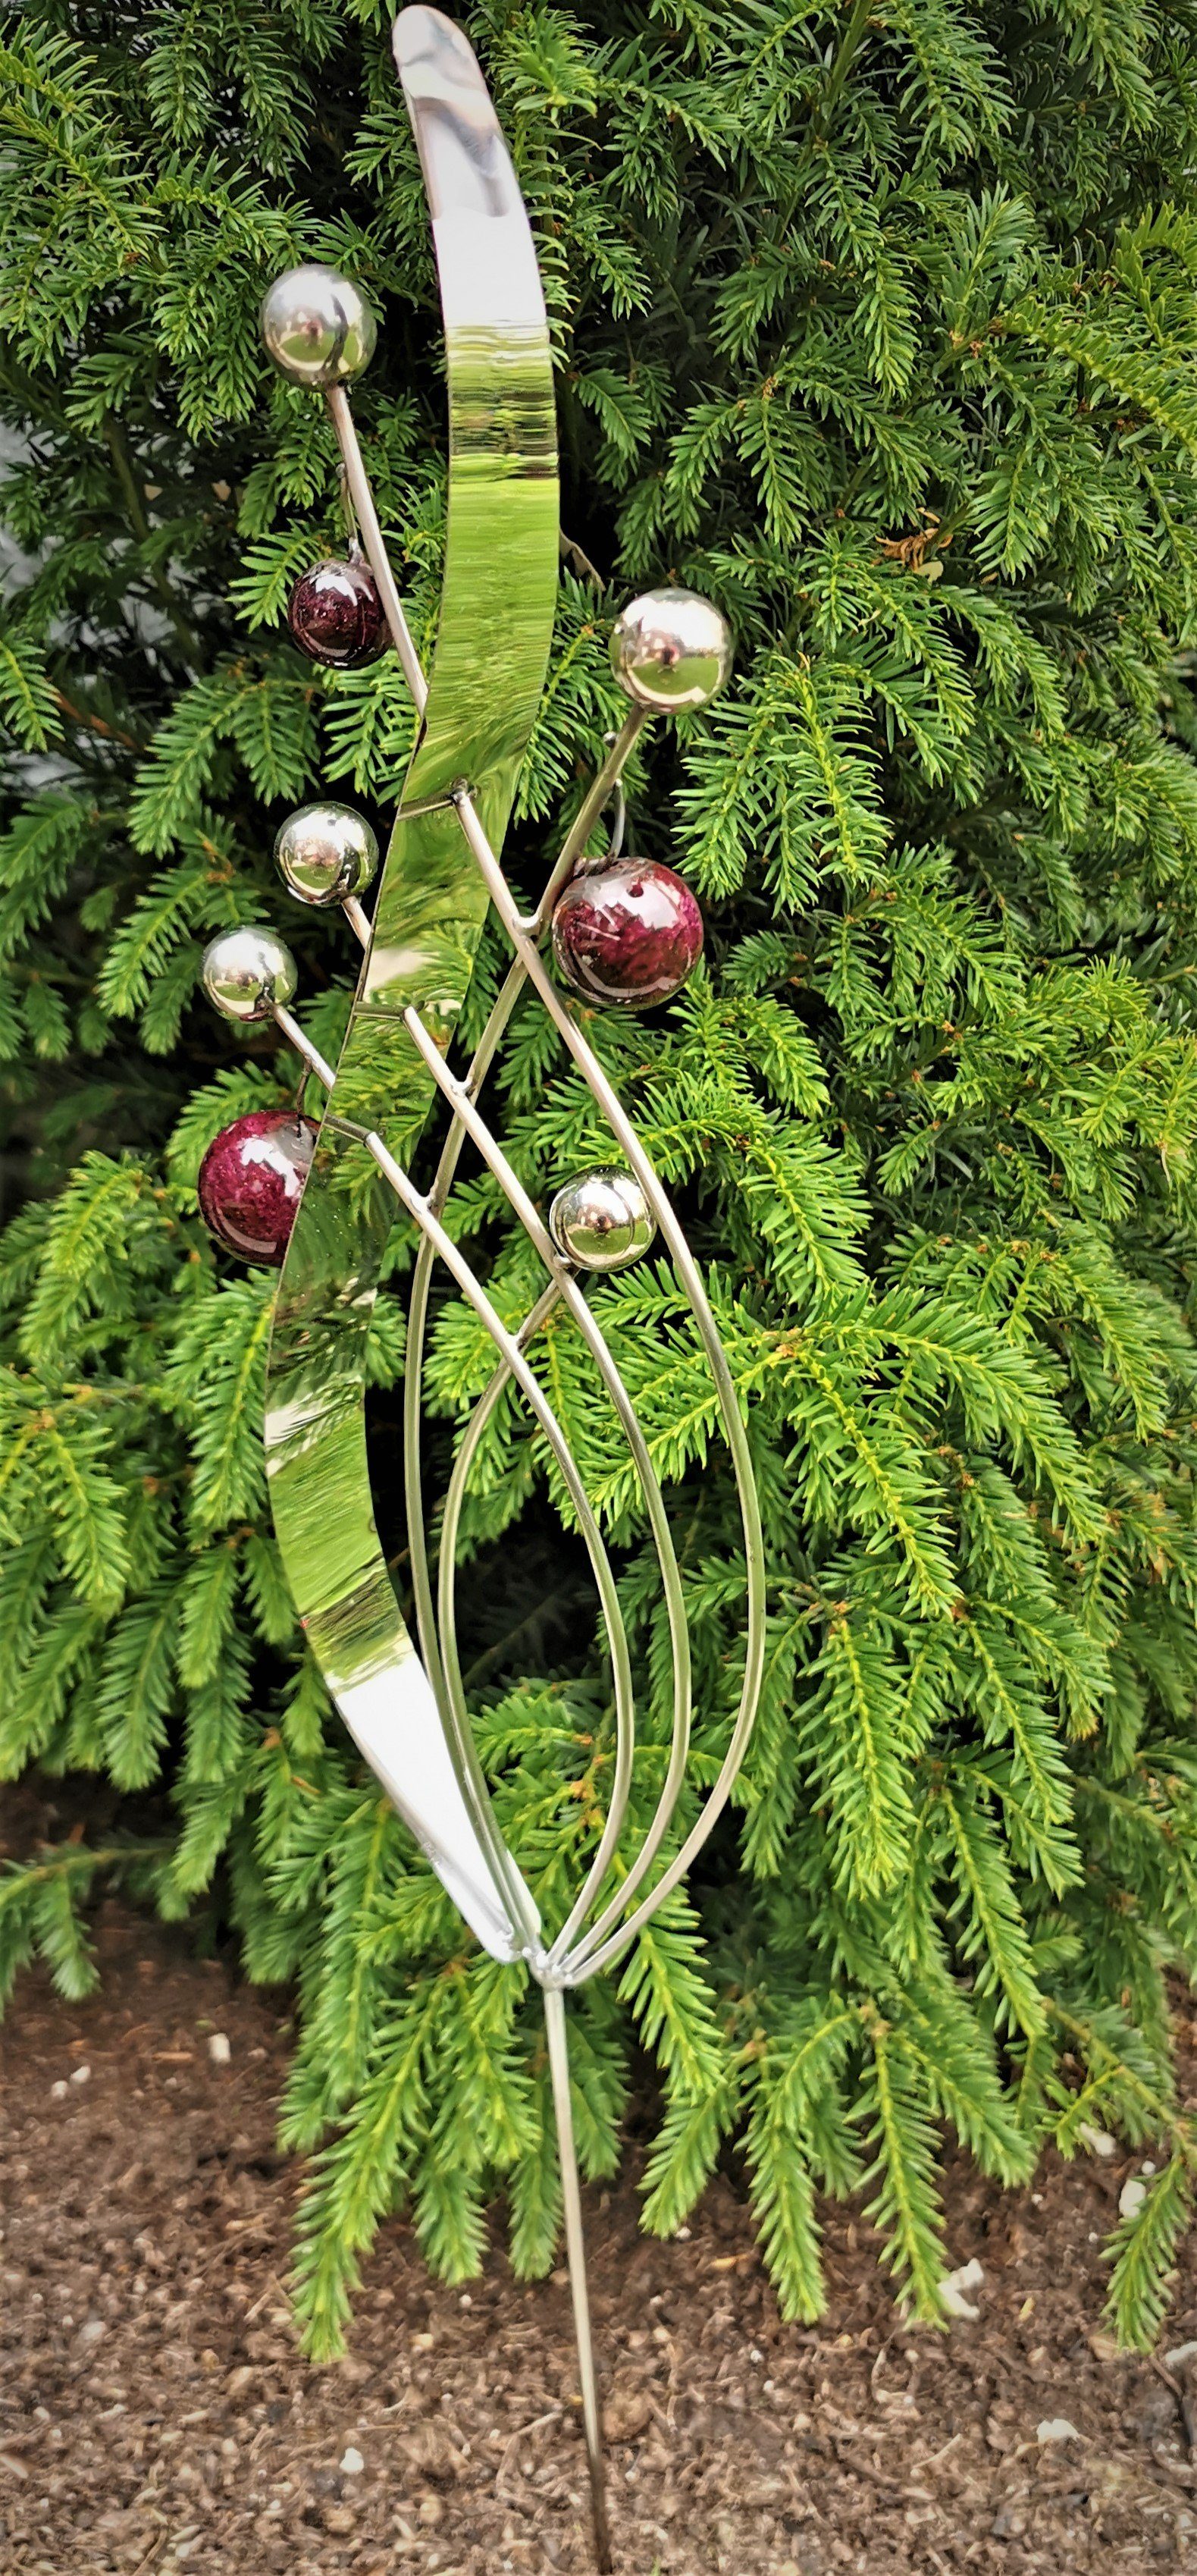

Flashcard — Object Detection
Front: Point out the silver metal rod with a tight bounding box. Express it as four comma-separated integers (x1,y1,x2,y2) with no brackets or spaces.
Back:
532,709,645,935
395,791,459,823
342,893,372,948
418,1288,563,1948
401,957,544,1707
431,1314,562,1930
324,384,428,717
449,786,767,1985
432,1304,636,1958
401,963,526,1717
271,1003,337,1090
403,1006,693,1939
403,1257,559,1728
543,1986,612,2574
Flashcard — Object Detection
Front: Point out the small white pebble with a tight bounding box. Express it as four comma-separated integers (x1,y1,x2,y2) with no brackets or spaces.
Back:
340,2447,364,2477
459,2292,472,2308
69,2063,91,2087
50,2080,68,2101
77,2320,105,2346
749,2346,763,2364
1031,2192,1043,2206
939,2258,985,2321
1141,2159,1157,2177
1077,2121,1117,2159
674,2224,691,2240
207,2032,231,2066
1119,2177,1148,2220
1037,2418,1079,2445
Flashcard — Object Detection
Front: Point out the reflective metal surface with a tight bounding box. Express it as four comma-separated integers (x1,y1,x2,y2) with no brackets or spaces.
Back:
611,585,732,712
548,1166,656,1271
274,802,378,908
264,7,558,1962
202,925,298,1022
260,264,378,390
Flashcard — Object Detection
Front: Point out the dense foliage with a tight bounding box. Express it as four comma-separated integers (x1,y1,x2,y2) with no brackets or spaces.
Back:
5,0,1197,2354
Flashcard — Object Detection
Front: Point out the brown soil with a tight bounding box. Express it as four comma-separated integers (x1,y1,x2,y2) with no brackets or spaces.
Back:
2,1901,1197,2574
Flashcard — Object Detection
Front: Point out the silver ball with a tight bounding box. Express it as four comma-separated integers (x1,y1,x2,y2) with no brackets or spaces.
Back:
274,802,379,908
201,927,298,1024
548,1167,656,1273
610,588,732,713
259,265,377,391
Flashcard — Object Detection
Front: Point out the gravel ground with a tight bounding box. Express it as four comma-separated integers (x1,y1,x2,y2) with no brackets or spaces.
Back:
2,1898,1197,2574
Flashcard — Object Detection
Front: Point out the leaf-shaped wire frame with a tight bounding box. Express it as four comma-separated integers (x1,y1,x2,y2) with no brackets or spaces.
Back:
250,13,766,2563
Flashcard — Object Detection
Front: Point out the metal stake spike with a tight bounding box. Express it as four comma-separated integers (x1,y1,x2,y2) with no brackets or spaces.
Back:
544,1988,613,2572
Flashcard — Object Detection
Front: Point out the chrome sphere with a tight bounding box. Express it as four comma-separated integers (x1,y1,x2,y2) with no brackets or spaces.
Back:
274,802,379,908
201,926,298,1024
610,588,732,713
548,1167,656,1273
259,265,377,391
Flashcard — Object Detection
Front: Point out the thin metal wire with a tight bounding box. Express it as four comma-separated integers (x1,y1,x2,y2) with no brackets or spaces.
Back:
271,1005,336,1090
449,787,768,1981
531,711,645,933
324,384,428,716
341,892,372,947
412,1281,564,1953
403,1002,692,1946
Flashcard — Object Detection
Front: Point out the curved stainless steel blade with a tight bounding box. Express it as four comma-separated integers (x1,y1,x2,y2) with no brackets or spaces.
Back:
264,5,559,1962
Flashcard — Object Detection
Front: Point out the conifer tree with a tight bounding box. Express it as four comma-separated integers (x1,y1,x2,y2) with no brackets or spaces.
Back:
5,0,1197,2352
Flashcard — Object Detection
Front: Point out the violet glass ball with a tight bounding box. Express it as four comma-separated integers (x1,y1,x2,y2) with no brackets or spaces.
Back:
287,557,387,669
551,858,703,1011
197,1112,318,1267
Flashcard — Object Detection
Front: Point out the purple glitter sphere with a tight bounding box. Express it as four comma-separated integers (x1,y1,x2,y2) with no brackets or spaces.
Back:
551,858,703,1011
197,1112,318,1266
287,556,387,669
